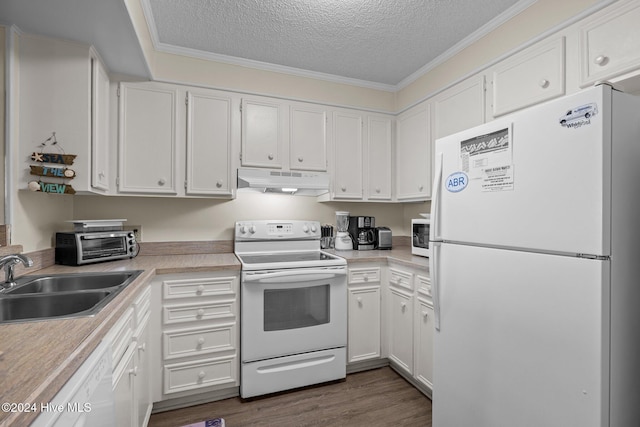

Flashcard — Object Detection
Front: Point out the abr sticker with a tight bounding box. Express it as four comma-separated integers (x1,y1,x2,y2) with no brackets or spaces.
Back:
445,172,468,193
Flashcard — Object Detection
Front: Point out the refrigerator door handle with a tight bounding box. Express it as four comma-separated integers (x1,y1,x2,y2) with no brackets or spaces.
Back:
430,241,441,331
430,152,443,242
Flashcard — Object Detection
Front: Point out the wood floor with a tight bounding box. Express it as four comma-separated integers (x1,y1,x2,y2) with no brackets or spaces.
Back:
148,367,432,427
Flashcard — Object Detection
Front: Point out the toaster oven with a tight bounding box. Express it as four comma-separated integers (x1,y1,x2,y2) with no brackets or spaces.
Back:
55,231,138,266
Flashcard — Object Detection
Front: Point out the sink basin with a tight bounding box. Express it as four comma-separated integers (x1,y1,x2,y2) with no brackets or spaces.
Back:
0,291,113,323
0,270,143,323
6,271,140,295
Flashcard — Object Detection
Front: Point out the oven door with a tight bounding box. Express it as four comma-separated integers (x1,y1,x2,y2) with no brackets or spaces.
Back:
241,266,347,362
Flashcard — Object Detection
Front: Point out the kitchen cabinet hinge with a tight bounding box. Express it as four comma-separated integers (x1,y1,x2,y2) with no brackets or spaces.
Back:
184,180,188,189
239,152,243,161
239,103,243,113
185,95,189,106
116,176,120,186
117,86,120,97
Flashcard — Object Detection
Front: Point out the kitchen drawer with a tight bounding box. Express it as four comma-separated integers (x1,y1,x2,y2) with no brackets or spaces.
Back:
162,276,236,300
163,356,237,394
491,37,565,117
163,324,236,360
133,285,151,327
348,267,381,284
163,301,235,325
389,268,413,292
580,1,640,87
105,307,135,368
415,274,432,299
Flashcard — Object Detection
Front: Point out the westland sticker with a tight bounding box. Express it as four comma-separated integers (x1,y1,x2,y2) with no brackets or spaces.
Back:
446,172,468,193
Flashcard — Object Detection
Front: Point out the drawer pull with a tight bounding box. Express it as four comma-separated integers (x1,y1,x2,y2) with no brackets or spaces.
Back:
197,337,205,346
363,275,369,282
129,367,138,377
196,285,205,294
196,309,205,317
138,342,146,353
594,55,608,66
198,371,206,380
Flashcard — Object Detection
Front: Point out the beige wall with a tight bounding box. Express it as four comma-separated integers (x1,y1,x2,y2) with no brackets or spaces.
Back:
73,193,409,242
395,0,602,111
6,0,611,251
0,27,6,226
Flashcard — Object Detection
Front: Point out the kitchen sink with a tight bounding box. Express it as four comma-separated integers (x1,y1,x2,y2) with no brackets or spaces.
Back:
5,271,140,295
0,270,143,323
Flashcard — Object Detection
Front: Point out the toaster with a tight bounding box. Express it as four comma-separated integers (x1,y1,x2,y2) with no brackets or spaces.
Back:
376,227,392,250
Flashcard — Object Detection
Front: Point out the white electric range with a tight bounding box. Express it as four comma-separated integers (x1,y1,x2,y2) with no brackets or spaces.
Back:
234,220,347,398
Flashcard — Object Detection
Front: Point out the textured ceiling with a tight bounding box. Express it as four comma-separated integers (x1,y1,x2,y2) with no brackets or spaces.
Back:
146,0,527,88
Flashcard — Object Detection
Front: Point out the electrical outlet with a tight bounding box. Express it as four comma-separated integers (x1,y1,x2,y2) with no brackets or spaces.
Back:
124,225,142,241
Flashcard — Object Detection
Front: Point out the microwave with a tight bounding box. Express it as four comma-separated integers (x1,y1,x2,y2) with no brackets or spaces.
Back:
55,231,138,266
411,218,430,257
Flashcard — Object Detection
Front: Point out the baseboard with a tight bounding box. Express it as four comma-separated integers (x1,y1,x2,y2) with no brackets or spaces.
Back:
388,361,433,399
346,358,390,374
151,387,240,413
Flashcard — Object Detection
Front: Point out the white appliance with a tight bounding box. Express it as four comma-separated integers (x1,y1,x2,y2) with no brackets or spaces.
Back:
429,84,640,427
411,215,430,257
234,220,347,398
32,340,115,427
237,167,330,195
334,211,352,250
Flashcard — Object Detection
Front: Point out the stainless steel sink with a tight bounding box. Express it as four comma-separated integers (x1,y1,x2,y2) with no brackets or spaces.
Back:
6,271,140,295
0,270,143,323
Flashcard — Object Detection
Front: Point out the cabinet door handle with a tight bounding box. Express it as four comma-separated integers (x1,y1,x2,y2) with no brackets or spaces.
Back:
129,367,138,377
422,311,429,319
158,178,166,186
341,186,347,192
357,297,363,305
539,79,549,88
298,156,304,163
138,342,146,353
216,180,223,188
418,185,424,192
375,188,381,193
400,301,407,311
268,153,274,160
594,55,608,66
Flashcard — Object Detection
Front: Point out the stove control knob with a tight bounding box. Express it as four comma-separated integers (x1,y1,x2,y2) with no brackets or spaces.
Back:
310,224,317,233
239,225,248,234
302,224,309,233
249,225,257,234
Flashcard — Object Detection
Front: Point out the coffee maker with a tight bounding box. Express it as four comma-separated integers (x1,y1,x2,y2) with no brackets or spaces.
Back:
348,216,376,250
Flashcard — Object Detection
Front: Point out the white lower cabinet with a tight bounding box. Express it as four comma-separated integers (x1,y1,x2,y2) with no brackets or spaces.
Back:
151,272,239,405
388,268,414,375
386,264,433,396
347,266,381,364
105,282,152,427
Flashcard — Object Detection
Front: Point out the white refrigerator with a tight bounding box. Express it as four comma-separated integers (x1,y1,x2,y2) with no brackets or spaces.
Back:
429,84,640,427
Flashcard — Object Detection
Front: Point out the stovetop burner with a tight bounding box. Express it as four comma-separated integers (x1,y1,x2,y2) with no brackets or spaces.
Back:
237,251,340,265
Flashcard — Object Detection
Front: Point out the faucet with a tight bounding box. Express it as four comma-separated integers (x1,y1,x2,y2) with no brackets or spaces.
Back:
0,254,34,292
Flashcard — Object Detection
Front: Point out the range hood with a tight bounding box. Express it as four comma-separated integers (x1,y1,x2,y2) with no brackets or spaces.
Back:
237,168,330,196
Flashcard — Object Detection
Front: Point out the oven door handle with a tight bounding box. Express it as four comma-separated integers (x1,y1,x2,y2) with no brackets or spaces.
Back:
243,268,346,284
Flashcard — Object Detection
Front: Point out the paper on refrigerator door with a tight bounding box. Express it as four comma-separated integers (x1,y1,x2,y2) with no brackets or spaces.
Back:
459,125,514,192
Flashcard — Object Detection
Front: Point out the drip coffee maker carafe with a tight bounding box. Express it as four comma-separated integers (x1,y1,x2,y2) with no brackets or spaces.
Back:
334,211,352,250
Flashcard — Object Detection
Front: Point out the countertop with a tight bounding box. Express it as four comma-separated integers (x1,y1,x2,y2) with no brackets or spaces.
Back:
0,247,425,427
0,253,240,427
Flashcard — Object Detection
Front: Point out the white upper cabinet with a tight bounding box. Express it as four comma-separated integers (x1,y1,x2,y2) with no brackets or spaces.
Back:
579,1,640,88
491,37,565,117
433,75,486,140
18,34,110,194
241,97,284,169
396,102,431,201
332,110,363,199
91,56,111,192
186,90,236,196
290,102,327,171
241,96,328,172
365,115,393,201
118,82,179,195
